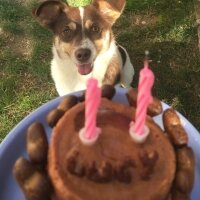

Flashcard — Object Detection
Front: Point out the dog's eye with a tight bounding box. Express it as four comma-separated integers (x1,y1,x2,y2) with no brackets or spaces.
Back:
90,24,100,33
63,26,71,34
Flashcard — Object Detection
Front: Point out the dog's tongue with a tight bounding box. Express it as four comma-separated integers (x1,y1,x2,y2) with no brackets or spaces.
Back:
76,64,92,75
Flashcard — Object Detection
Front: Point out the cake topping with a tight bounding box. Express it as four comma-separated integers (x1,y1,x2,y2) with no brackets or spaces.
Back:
66,154,136,184
139,150,159,168
66,151,85,177
115,158,136,183
87,161,113,183
139,150,159,180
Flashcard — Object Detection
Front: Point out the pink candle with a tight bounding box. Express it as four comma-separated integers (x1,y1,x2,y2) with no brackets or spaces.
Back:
134,60,155,135
85,78,101,140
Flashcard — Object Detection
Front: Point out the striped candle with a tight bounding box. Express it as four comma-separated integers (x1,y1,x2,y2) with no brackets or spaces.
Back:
134,60,155,135
85,78,101,140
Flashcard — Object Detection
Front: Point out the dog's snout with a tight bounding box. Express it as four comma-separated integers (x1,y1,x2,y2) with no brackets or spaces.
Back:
75,48,91,63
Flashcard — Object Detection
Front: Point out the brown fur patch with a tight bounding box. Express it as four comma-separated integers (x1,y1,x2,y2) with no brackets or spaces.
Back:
103,57,121,85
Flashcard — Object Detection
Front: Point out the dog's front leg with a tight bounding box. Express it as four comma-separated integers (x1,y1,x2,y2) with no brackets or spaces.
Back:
102,59,121,86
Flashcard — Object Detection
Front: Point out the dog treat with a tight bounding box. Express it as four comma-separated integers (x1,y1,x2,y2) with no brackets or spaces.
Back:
175,169,194,193
57,95,78,112
46,108,65,128
163,108,181,126
175,147,195,193
13,157,37,185
163,109,188,147
13,88,195,200
172,190,190,200
126,88,163,117
176,147,195,171
27,122,48,165
13,157,52,200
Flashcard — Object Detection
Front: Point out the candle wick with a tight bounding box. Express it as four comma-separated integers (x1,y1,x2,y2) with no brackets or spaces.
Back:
144,59,149,69
144,50,150,69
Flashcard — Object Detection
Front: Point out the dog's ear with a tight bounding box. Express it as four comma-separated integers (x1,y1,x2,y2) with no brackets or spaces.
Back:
32,0,67,30
93,0,126,25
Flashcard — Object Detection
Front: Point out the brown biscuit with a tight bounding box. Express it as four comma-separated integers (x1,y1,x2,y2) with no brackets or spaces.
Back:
13,157,36,185
163,109,181,126
126,88,163,117
46,108,65,128
57,95,78,112
27,122,48,164
13,157,53,200
176,147,195,170
174,147,195,193
175,169,194,193
172,190,190,200
163,109,188,147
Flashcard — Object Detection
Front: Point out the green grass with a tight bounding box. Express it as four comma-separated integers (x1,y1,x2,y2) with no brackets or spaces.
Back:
67,0,91,7
0,0,199,142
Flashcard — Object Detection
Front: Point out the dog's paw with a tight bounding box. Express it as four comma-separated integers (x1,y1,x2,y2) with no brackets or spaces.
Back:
79,85,116,102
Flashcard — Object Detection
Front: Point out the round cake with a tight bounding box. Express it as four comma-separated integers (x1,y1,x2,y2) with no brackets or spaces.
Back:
48,98,176,200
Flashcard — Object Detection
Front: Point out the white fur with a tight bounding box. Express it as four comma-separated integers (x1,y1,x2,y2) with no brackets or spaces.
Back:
51,42,134,96
118,45,135,88
79,7,85,37
72,38,97,65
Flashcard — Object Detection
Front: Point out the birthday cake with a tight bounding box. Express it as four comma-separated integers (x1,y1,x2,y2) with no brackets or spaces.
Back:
13,86,195,200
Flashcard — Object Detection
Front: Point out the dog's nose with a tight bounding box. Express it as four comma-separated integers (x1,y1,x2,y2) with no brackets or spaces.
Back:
75,48,91,63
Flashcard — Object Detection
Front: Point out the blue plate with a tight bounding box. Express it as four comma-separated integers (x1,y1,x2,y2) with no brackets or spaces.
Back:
0,88,199,200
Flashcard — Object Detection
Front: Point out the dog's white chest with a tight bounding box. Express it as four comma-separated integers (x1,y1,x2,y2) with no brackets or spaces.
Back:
50,45,114,96
51,58,89,95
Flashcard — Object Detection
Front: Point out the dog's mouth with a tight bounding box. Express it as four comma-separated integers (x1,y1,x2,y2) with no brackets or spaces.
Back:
76,63,93,75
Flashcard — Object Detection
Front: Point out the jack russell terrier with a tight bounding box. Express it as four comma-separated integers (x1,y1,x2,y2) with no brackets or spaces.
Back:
33,0,134,96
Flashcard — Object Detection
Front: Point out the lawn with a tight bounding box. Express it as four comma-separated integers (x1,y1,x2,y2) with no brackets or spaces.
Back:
0,0,199,142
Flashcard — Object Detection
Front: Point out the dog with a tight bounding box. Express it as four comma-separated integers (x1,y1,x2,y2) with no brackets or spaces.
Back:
33,0,134,96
